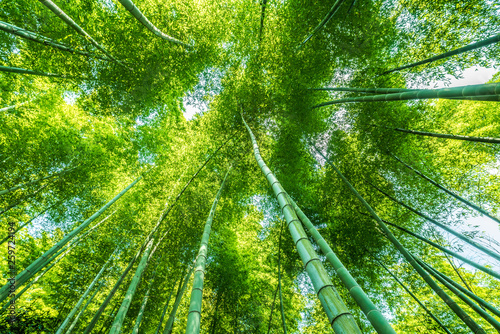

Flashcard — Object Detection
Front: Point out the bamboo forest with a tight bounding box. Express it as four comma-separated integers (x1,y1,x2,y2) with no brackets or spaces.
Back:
1,0,500,333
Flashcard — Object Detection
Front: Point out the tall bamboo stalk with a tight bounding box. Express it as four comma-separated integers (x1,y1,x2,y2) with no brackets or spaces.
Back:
312,83,500,108
392,154,500,225
417,258,500,318
298,0,346,47
415,256,500,331
163,265,195,334
277,220,287,334
266,284,279,334
185,165,231,334
0,96,36,113
371,255,452,334
312,144,486,333
391,127,500,144
38,0,128,69
65,281,105,334
117,0,188,47
243,115,362,333
154,281,176,334
0,21,110,60
369,182,500,262
0,65,70,78
0,182,50,216
0,173,144,303
383,219,500,280
288,194,395,333
309,87,416,93
131,263,159,334
382,33,500,75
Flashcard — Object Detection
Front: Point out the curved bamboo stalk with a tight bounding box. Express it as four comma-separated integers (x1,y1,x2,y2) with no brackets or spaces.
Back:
288,195,396,333
0,173,145,303
298,0,346,48
312,144,486,334
65,281,105,334
0,65,70,78
372,256,452,334
368,182,500,263
384,219,500,280
38,0,129,69
381,33,500,75
312,83,500,108
185,165,231,334
309,87,416,94
391,154,500,225
116,0,188,47
163,265,195,334
266,284,279,334
243,115,362,333
415,257,500,331
0,21,110,61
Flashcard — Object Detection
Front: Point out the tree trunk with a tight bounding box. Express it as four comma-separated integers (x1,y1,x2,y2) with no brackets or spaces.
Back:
288,194,395,333
243,115,362,334
312,144,486,334
131,266,158,334
312,83,500,108
163,265,195,334
116,0,188,47
184,165,231,334
381,33,500,75
277,220,287,334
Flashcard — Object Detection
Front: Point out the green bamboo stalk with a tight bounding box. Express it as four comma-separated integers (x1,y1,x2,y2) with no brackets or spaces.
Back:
392,154,500,225
312,83,500,108
312,144,486,333
369,183,500,263
0,97,36,113
309,87,416,94
131,262,159,334
298,0,346,48
55,244,119,334
0,182,50,216
0,173,144,303
163,265,195,334
185,165,231,334
38,0,129,69
154,286,174,334
418,258,500,318
277,220,287,334
258,0,268,42
65,281,105,334
243,115,362,334
0,65,70,78
0,21,110,61
382,33,500,75
288,194,396,333
116,0,188,47
382,126,500,144
266,284,279,334
109,237,155,334
83,239,148,334
415,256,500,331
371,256,452,334
383,219,500,280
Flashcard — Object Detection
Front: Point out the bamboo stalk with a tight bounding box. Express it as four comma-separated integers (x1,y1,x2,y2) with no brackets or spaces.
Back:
312,144,486,333
312,83,500,108
0,21,110,60
243,115,362,333
277,220,287,334
288,194,396,333
371,255,452,334
368,182,500,263
185,166,231,334
390,127,500,144
382,33,500,75
392,154,500,225
65,281,105,334
38,0,129,69
0,65,72,78
117,0,188,47
131,261,159,334
163,265,195,334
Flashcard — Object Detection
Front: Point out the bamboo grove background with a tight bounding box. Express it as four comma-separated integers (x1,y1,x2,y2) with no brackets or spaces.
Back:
1,0,500,333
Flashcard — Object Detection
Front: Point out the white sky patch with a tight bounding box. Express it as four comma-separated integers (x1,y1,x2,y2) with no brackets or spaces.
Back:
63,91,79,105
182,99,205,121
433,65,498,88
